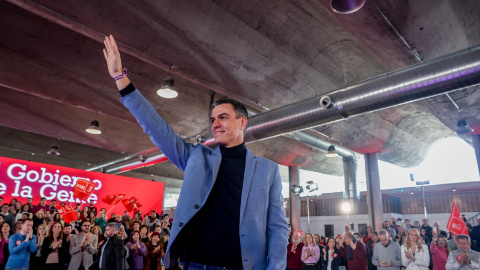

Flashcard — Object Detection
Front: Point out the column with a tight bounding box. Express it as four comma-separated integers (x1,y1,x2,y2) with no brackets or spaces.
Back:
289,166,301,233
365,153,383,231
472,134,480,177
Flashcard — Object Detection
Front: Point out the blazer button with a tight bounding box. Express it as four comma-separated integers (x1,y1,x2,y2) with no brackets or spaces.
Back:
179,222,184,227
194,204,200,209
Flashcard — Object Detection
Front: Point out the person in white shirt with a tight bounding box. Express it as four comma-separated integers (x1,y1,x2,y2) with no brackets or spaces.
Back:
445,234,480,270
401,228,430,270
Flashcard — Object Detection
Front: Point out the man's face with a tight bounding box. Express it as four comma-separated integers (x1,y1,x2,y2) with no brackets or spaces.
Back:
134,223,139,230
105,226,115,237
292,231,299,242
345,225,350,232
405,220,411,226
344,237,352,245
40,199,46,206
45,211,51,218
22,220,33,234
1,205,8,213
82,222,91,233
422,219,428,226
383,222,389,228
111,213,116,219
51,201,56,206
371,233,378,242
210,103,247,147
63,226,72,235
414,221,420,227
90,200,94,206
27,198,32,204
457,238,470,252
379,234,388,245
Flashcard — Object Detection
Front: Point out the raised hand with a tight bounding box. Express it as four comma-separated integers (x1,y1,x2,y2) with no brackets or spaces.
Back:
103,35,123,78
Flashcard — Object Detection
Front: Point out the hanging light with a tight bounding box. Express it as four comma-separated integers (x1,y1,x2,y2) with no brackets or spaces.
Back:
157,66,178,98
452,186,456,192
86,120,102,134
410,189,414,195
331,0,366,14
456,119,473,135
326,145,339,157
47,145,60,156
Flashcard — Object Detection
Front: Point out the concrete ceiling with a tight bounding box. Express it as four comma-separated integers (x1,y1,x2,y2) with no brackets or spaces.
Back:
1,0,480,193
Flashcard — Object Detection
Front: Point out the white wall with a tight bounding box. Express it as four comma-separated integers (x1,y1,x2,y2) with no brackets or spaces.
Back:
298,212,479,237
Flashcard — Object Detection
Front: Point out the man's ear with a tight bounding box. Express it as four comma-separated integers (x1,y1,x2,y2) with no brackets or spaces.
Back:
241,117,248,129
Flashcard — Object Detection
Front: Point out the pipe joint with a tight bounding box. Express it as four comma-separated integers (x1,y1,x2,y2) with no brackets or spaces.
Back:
319,96,333,109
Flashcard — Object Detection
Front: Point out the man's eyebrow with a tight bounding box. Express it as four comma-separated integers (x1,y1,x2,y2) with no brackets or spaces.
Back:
210,112,230,120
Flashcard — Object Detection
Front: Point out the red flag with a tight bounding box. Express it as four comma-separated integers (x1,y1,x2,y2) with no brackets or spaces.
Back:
122,196,143,212
56,205,78,224
446,202,469,236
102,194,126,205
73,179,97,201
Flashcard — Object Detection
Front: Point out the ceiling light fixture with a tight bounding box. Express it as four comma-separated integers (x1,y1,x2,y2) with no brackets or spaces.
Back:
47,145,60,156
86,111,102,135
456,119,473,135
452,186,456,192
330,0,366,14
157,65,178,99
326,145,339,157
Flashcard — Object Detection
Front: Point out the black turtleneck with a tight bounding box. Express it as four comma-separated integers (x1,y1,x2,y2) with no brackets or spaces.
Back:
184,142,246,268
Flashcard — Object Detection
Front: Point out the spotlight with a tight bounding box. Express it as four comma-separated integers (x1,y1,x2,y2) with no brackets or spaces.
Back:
86,120,102,135
47,145,60,156
291,185,304,195
410,189,414,195
331,0,366,14
456,119,473,135
341,201,351,212
157,66,178,98
326,145,339,157
306,181,319,192
452,186,456,192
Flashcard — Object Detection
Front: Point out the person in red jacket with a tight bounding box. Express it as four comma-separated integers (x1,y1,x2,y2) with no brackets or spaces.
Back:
287,231,304,270
338,232,368,270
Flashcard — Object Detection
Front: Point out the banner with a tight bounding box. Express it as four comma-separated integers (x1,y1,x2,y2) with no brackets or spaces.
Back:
0,156,164,214
56,205,78,224
446,202,469,236
122,196,143,212
73,179,97,201
102,193,126,205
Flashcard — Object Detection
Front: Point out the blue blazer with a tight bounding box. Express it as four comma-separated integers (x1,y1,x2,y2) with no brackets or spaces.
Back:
320,249,342,270
121,90,288,269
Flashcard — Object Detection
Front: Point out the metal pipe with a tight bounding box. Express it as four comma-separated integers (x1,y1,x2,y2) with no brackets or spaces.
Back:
285,131,353,157
244,45,480,142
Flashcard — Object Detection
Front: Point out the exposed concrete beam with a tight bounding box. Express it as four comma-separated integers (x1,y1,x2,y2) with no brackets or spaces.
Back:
6,0,266,112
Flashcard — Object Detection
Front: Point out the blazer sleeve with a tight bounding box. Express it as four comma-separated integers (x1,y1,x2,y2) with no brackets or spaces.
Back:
70,234,82,255
113,238,125,270
87,234,98,254
265,165,288,270
120,89,193,171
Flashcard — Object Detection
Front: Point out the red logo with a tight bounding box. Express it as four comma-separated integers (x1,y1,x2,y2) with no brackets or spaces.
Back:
333,253,338,258
16,240,22,246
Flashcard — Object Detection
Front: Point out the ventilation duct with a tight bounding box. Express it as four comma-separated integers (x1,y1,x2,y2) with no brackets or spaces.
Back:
244,45,480,142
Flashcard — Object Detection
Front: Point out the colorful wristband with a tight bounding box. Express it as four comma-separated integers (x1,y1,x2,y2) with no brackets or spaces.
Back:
114,68,128,81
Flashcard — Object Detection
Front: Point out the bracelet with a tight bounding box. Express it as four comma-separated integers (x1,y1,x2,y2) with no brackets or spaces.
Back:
113,68,128,81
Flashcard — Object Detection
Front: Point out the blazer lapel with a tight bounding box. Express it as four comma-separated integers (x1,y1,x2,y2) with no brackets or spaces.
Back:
239,149,256,223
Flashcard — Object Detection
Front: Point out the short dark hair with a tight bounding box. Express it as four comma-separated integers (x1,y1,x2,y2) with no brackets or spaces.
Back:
64,223,73,229
371,230,379,236
211,99,248,120
456,234,470,243
80,220,91,227
405,219,410,222
41,197,46,200
51,199,56,202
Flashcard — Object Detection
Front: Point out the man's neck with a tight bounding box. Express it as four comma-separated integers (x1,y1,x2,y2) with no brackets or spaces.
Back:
20,230,28,236
82,232,89,236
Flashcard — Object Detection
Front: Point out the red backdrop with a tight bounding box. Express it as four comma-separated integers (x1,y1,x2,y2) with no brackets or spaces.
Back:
0,156,164,214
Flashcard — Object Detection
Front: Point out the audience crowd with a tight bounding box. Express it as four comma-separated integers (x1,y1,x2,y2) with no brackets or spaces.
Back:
0,197,170,270
287,216,480,270
1,196,480,270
